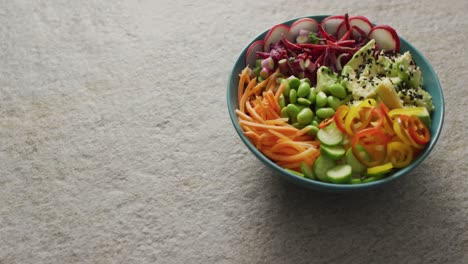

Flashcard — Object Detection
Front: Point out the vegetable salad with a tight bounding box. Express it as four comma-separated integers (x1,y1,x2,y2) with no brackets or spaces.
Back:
236,14,433,184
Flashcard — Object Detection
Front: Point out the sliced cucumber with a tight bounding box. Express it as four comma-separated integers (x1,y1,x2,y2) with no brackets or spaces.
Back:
345,148,367,174
317,123,343,146
313,156,336,182
351,178,362,184
326,164,352,184
362,176,377,183
320,145,345,160
285,168,304,177
300,162,315,180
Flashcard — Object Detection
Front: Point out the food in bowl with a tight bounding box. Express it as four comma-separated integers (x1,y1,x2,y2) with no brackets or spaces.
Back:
235,14,434,184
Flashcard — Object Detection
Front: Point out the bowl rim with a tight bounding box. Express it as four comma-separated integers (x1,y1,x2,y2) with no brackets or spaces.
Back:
227,15,445,192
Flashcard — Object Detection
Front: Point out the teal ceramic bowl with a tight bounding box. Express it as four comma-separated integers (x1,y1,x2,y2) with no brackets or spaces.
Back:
227,15,444,192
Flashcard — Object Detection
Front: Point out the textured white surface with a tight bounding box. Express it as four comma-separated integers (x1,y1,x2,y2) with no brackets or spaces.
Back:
1,0,467,263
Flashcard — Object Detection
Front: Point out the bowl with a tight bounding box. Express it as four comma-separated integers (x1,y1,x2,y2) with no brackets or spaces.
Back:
227,15,444,192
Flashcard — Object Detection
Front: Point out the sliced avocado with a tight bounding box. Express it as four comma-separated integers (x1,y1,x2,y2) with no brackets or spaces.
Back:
389,52,423,88
341,65,355,78
389,76,402,86
341,65,356,92
375,78,403,109
316,66,339,93
416,90,434,113
345,39,376,71
376,53,393,73
407,68,422,89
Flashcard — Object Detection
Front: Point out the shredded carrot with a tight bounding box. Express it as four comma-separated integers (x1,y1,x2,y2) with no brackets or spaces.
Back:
264,91,281,114
246,100,265,124
238,67,250,102
265,118,289,125
271,141,306,153
239,78,257,113
265,70,279,92
295,126,313,137
267,129,293,141
274,81,286,101
262,147,317,162
244,131,260,141
236,71,320,173
235,109,253,121
239,120,299,133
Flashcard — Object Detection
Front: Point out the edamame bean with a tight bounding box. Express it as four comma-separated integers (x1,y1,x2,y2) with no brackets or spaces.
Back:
328,83,347,99
307,88,317,105
282,79,291,97
315,91,328,108
286,104,300,120
297,82,310,98
297,98,312,106
288,76,301,90
312,120,319,127
327,96,341,110
280,107,289,118
289,89,297,104
297,108,314,125
301,78,311,86
297,104,307,111
306,125,319,136
316,107,336,119
279,94,286,109
292,123,305,129
340,79,348,89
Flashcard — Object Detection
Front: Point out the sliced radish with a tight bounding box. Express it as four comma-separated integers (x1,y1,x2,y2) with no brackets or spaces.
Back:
368,25,400,52
264,24,291,52
321,15,345,37
337,16,373,39
336,22,351,40
288,18,319,39
245,40,264,68
349,16,373,37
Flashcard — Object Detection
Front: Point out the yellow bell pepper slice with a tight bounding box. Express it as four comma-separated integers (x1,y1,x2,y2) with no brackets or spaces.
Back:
367,162,394,176
386,141,414,168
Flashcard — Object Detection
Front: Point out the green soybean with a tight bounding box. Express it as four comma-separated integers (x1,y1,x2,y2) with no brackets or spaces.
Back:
297,108,314,125
328,83,347,99
289,89,297,104
307,88,317,105
280,107,289,118
282,79,291,97
279,94,286,109
292,122,305,129
286,104,300,120
316,107,335,119
297,82,310,98
297,104,307,111
301,78,311,86
297,98,312,106
288,76,301,90
306,125,319,136
312,120,319,127
327,96,341,110
340,79,348,89
316,91,328,108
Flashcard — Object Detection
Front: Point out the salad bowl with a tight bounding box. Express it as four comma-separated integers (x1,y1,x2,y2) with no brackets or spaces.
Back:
227,15,444,192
